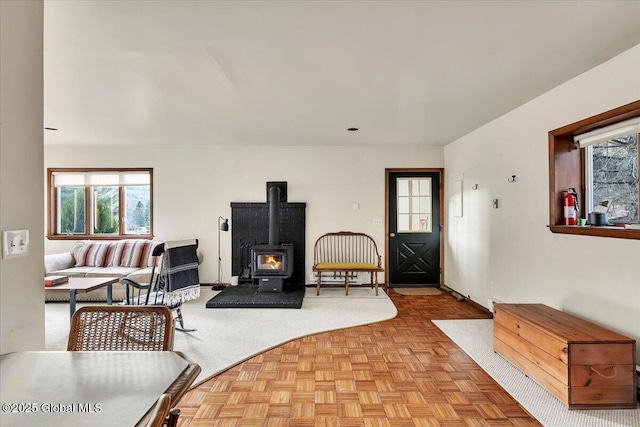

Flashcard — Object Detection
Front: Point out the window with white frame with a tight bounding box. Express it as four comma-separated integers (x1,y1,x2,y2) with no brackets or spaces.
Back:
575,118,639,224
47,169,153,239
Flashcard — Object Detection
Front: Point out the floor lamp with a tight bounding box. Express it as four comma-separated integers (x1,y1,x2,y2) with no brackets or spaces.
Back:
212,216,229,291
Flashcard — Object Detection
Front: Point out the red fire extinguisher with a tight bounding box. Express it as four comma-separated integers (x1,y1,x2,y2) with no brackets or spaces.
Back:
562,188,579,225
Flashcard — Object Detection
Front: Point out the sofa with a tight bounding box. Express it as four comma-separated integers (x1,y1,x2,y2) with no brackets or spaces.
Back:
45,239,202,302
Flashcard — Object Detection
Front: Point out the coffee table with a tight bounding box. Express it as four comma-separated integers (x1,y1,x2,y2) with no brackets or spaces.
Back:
45,277,119,318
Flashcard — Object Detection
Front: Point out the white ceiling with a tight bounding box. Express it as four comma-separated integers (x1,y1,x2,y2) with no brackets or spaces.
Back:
44,1,640,147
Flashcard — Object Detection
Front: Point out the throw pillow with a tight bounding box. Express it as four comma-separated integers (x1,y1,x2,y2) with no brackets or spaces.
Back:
74,242,111,267
110,240,151,268
145,242,162,268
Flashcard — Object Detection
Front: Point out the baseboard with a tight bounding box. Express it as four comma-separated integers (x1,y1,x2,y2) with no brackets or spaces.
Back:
465,297,493,317
441,284,493,317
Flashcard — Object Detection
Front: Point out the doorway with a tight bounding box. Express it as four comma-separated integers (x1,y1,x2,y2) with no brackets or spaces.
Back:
386,169,443,287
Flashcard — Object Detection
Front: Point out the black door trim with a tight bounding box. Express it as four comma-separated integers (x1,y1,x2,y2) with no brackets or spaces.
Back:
385,168,445,287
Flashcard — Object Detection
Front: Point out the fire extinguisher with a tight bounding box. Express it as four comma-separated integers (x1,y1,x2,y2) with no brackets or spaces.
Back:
562,188,579,225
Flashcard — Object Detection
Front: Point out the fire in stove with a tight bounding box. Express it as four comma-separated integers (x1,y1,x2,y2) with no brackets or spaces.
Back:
251,244,293,277
258,254,283,270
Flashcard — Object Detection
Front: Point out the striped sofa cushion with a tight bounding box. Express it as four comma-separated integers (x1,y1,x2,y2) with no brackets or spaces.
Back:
74,242,112,267
109,240,152,268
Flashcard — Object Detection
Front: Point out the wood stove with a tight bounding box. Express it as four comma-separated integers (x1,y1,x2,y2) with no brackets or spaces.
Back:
251,182,294,292
251,243,294,292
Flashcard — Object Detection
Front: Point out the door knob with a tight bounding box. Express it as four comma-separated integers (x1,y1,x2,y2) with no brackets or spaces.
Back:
389,233,396,237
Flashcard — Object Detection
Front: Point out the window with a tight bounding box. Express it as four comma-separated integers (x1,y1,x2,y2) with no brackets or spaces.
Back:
548,100,640,240
47,168,153,240
396,177,432,232
584,133,638,224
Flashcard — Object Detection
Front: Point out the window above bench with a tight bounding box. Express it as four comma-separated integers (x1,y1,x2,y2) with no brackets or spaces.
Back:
47,168,154,240
548,100,640,240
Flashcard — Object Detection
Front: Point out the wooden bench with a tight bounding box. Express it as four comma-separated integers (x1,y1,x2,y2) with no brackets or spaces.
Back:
312,231,385,296
493,303,637,409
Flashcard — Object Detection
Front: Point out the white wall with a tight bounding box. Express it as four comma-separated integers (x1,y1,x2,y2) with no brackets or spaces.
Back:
44,145,444,284
444,44,640,358
0,1,45,353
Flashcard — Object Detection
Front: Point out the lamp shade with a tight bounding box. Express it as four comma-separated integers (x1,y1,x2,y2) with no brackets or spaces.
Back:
219,218,229,231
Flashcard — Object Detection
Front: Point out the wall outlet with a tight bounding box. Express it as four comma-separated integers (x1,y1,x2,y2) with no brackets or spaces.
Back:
2,229,30,259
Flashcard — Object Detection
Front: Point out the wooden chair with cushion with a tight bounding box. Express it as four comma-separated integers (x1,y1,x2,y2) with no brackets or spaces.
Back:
312,231,385,295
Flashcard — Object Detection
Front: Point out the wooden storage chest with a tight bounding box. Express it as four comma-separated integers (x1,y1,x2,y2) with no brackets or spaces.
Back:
493,303,637,409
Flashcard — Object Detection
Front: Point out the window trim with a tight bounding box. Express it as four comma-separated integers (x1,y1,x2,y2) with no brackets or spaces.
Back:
47,168,154,240
548,100,640,240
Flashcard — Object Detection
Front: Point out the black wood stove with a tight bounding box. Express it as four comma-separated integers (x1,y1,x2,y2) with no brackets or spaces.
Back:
251,183,294,292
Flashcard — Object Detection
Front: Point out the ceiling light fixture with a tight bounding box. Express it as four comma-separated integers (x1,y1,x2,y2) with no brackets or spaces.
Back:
347,128,359,131
44,127,58,131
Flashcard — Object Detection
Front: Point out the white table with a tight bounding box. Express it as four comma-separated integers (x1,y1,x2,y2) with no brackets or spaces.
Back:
0,351,192,427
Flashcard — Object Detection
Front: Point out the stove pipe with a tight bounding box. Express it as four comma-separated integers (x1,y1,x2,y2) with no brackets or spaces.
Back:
268,185,280,246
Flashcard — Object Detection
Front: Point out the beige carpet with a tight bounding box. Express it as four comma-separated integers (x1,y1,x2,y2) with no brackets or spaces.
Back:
393,287,442,296
45,287,398,386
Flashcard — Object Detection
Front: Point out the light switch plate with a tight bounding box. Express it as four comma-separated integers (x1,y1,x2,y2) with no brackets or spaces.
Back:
2,229,30,259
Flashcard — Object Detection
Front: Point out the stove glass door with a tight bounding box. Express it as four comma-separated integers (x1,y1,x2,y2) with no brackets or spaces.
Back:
257,253,284,271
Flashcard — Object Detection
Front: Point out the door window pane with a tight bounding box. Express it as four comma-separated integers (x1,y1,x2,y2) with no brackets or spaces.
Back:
398,214,410,231
397,178,433,232
411,214,420,230
398,179,409,197
93,187,119,234
57,187,85,234
419,214,431,232
412,196,420,212
397,197,410,214
419,181,431,196
419,197,431,214
411,180,420,195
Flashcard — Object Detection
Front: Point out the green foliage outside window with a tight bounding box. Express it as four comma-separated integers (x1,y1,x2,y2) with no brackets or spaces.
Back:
59,187,85,234
93,187,119,234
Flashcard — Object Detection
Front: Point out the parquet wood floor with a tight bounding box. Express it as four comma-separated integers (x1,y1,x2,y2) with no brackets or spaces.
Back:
176,290,541,426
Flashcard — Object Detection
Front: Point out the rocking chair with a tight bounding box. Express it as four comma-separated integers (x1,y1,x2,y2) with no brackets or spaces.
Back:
122,239,200,332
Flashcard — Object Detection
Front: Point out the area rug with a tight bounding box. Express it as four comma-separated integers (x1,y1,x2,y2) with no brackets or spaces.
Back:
46,287,397,386
392,287,442,296
433,319,639,427
206,283,304,308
